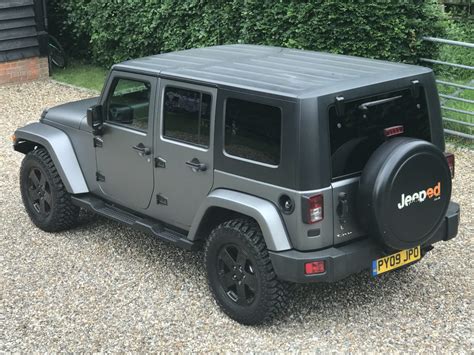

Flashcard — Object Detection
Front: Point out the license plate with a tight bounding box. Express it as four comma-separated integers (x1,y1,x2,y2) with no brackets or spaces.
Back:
372,246,421,276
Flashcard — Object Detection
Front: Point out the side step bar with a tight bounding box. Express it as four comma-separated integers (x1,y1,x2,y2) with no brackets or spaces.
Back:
71,194,196,250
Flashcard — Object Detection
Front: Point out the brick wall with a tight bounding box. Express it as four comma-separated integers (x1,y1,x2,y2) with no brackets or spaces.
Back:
0,56,49,85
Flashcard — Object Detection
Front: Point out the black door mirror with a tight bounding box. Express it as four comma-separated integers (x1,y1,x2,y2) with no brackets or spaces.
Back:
87,104,103,135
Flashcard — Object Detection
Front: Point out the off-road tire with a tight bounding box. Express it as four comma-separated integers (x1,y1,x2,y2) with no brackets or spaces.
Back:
205,218,289,325
20,148,79,232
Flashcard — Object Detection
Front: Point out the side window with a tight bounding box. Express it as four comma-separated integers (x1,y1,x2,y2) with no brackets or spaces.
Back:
224,98,281,166
107,78,151,131
163,87,211,148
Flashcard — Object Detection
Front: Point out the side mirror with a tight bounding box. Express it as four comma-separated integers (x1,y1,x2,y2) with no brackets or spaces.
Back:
87,104,103,135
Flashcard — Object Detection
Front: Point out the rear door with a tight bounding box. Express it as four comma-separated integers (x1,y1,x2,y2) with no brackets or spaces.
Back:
329,87,431,245
95,72,157,210
153,79,216,229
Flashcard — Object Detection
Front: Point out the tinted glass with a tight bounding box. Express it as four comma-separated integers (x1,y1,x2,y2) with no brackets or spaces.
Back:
329,88,431,179
225,98,281,165
107,79,150,131
163,87,211,147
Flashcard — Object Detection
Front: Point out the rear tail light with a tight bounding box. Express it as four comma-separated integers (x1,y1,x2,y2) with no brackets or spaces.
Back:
305,261,325,275
303,194,324,224
444,152,455,178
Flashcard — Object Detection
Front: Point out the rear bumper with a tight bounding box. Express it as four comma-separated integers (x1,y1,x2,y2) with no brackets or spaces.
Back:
269,201,460,283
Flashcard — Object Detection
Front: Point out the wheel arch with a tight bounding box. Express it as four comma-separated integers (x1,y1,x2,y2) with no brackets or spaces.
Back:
188,189,292,252
13,122,88,194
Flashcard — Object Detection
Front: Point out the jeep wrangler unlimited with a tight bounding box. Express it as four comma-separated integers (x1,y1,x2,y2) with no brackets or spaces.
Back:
13,45,460,325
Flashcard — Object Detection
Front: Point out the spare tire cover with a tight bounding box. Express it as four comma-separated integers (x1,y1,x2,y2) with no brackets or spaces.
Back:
358,137,451,250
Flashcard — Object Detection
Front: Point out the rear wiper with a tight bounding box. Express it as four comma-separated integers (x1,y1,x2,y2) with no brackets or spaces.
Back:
358,95,402,111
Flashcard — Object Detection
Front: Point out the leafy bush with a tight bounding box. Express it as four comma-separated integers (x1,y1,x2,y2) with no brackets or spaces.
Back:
49,0,447,67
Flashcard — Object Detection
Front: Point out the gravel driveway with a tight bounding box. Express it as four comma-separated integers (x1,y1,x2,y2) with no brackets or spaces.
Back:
1,80,473,352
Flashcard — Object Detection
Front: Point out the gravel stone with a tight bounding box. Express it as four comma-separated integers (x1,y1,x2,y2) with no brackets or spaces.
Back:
1,80,472,352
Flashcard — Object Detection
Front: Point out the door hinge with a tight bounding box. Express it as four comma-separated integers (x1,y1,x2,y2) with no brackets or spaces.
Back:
93,136,103,148
155,157,166,168
156,194,168,206
96,172,105,182
411,79,420,99
335,96,345,117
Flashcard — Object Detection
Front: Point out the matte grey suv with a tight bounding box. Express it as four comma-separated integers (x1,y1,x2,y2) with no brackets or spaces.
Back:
13,45,460,325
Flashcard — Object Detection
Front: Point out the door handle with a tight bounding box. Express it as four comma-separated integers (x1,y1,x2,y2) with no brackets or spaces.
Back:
132,143,151,155
185,158,207,172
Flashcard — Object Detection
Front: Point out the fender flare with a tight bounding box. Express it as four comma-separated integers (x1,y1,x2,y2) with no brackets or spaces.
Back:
188,189,292,252
13,122,88,194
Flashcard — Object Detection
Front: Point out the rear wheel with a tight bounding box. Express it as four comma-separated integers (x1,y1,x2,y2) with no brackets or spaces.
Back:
20,148,79,232
205,218,289,325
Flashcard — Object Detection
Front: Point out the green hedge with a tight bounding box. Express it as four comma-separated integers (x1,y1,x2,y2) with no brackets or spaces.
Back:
49,0,448,67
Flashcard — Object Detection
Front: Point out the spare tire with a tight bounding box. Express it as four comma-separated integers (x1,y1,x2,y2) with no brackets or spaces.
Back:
358,137,451,250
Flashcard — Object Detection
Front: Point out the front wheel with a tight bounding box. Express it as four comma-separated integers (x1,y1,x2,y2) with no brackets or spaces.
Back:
20,148,79,232
204,218,289,325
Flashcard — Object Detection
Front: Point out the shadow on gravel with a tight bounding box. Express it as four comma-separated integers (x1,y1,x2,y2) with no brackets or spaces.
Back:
72,210,205,274
281,266,418,325
70,211,418,326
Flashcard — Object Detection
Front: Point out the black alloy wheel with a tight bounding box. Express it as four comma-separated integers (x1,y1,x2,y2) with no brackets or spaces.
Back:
20,148,79,232
26,167,52,216
216,243,258,306
205,218,289,325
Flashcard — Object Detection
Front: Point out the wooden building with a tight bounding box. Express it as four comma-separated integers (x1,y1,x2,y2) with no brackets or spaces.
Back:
0,0,49,85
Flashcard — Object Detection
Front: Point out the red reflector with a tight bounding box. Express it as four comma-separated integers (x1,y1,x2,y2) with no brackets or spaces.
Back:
384,125,404,137
305,261,325,275
444,152,455,178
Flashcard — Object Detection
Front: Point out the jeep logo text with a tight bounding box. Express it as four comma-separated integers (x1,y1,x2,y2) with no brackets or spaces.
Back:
397,182,441,210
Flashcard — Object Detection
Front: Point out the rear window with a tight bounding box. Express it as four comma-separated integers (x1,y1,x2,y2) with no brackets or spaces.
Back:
329,88,430,179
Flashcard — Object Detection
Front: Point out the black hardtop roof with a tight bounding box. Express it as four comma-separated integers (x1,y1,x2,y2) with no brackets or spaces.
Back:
114,44,431,98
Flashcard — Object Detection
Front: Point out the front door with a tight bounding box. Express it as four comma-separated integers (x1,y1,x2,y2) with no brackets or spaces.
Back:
95,73,156,210
153,80,216,229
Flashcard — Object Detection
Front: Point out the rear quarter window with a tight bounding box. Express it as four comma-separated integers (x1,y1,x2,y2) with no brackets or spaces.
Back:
224,98,282,166
329,88,431,179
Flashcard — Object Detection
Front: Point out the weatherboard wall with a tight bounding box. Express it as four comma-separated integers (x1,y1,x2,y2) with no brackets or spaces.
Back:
0,0,48,84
